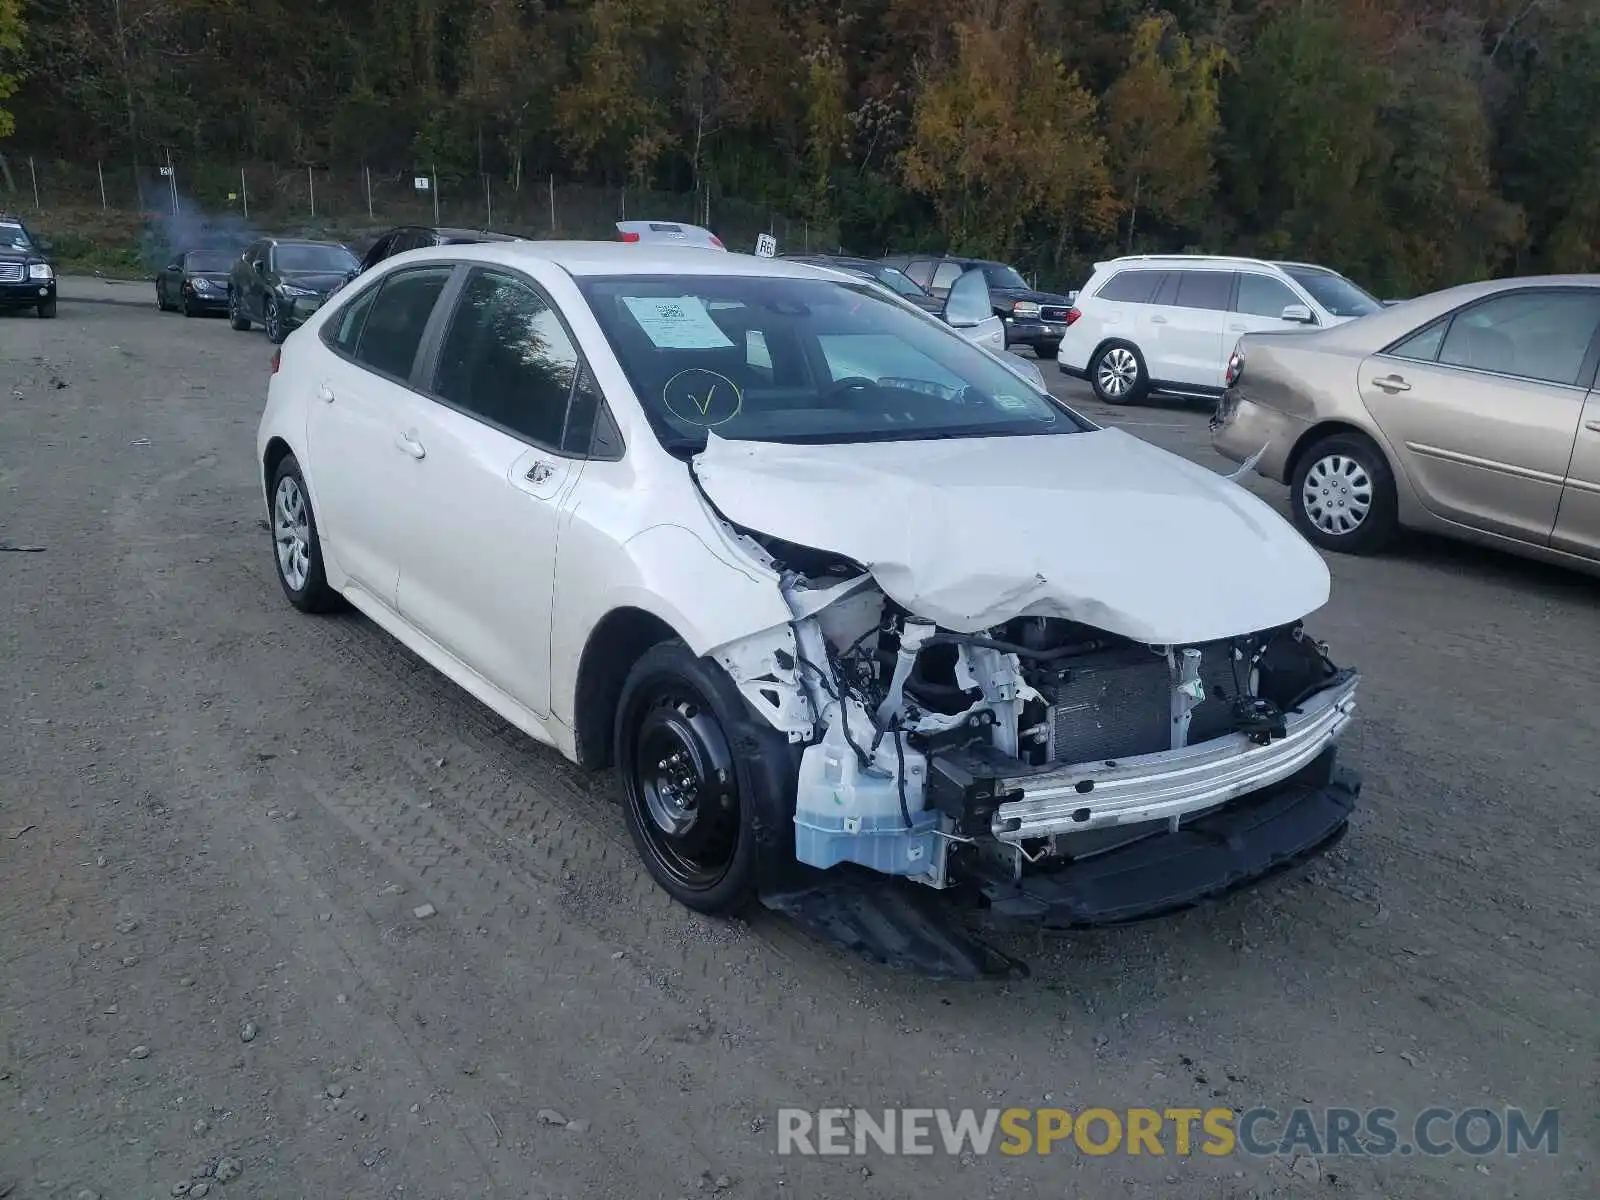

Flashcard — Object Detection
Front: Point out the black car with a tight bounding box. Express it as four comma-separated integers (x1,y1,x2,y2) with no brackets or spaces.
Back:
355,225,521,276
228,238,361,344
0,214,57,318
781,254,943,313
882,254,1074,358
156,249,237,317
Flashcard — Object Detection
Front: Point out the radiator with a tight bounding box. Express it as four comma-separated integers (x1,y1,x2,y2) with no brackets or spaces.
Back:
1048,643,1242,764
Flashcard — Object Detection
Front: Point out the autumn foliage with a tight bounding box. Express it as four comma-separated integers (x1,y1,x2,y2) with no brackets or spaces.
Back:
1,0,1596,292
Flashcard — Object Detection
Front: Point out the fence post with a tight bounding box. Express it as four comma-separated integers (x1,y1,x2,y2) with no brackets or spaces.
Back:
620,186,626,221
240,168,249,221
27,157,38,210
97,161,107,211
483,173,492,229
365,167,373,219
164,147,178,216
549,175,555,232
432,165,440,224
308,166,316,217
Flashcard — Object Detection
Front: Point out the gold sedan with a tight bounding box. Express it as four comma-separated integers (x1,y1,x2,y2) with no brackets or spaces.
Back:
1210,276,1600,567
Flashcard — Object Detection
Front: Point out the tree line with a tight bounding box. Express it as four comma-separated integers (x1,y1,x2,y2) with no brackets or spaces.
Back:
1,0,1596,293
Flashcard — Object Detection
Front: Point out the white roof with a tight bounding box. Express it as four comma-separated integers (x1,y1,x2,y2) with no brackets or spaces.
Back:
400,239,832,279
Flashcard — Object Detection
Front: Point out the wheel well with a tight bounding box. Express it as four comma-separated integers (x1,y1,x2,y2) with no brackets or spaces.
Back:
263,436,294,498
572,607,678,770
1284,421,1381,484
1089,336,1142,366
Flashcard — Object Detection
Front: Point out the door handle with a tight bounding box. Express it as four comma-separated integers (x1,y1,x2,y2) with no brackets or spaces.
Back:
318,383,335,404
1149,315,1169,325
395,431,426,460
1372,374,1411,393
1585,419,1600,434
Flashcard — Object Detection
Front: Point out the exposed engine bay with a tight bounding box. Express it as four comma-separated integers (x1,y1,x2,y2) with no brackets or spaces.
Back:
712,529,1361,910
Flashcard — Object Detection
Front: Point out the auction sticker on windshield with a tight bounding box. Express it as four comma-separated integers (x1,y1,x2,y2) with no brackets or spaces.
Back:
621,295,735,349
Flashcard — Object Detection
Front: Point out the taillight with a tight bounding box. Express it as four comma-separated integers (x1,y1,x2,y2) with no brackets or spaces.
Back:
1064,307,1081,326
709,235,725,249
619,231,641,242
270,348,281,375
1225,346,1245,387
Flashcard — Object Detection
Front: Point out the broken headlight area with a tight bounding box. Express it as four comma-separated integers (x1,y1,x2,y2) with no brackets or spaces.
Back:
710,533,1361,969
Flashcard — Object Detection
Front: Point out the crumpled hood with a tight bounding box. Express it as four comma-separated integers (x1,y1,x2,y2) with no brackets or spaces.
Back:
692,428,1330,643
279,271,349,294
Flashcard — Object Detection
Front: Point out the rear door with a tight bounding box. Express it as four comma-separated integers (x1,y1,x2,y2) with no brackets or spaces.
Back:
305,265,456,607
1363,288,1600,544
394,266,593,717
1151,269,1231,388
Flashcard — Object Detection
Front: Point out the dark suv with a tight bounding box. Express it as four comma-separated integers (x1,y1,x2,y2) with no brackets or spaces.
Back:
881,255,1074,358
355,226,521,276
0,214,57,318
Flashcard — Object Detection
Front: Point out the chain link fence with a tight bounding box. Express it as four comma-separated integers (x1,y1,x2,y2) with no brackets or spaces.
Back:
0,153,839,272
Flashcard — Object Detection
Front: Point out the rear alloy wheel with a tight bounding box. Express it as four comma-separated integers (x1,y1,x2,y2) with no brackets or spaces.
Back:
265,301,286,344
615,641,756,914
1290,432,1398,555
229,290,251,331
1091,341,1148,404
269,455,342,613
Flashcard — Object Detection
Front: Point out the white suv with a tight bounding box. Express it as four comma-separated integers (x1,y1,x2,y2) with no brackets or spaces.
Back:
1058,255,1384,404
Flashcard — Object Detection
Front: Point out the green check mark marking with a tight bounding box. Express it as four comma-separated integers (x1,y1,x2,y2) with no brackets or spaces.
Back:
691,384,717,416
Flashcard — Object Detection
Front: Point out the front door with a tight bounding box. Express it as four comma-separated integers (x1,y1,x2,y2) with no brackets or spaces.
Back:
393,266,588,718
1229,271,1312,343
1551,389,1600,559
304,264,456,608
1362,288,1600,544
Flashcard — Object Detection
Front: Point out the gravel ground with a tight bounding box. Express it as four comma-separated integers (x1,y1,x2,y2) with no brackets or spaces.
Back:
0,283,1594,1199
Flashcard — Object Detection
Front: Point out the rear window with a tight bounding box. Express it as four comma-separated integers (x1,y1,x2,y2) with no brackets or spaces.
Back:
1174,271,1233,311
185,252,233,272
1096,270,1162,304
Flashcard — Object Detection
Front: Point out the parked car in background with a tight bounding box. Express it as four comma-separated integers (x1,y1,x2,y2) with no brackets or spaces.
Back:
617,220,725,249
1060,255,1385,405
257,240,1360,977
156,249,236,316
229,238,361,344
781,254,943,314
1212,275,1600,567
881,254,1074,358
355,226,522,277
0,213,56,318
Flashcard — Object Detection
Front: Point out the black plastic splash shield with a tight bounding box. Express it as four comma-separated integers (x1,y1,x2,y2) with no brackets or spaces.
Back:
971,753,1361,929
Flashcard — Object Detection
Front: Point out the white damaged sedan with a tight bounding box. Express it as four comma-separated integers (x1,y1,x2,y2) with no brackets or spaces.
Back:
257,241,1361,977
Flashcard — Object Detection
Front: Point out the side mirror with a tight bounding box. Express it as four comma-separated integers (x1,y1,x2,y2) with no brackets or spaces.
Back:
942,268,993,329
1281,304,1315,324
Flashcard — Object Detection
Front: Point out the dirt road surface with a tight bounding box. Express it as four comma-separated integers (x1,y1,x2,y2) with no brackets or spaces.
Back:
1,288,1594,1199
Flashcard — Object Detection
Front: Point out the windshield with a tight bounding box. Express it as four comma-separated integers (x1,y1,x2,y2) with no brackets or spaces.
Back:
0,223,33,252
274,243,358,273
873,265,928,297
1280,265,1382,318
983,265,1029,290
185,252,233,272
577,274,1084,452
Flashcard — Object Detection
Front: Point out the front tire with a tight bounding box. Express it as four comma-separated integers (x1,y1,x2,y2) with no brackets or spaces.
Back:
265,301,287,344
36,297,56,319
1290,432,1399,555
229,291,251,331
1090,341,1148,404
615,641,758,914
269,455,342,613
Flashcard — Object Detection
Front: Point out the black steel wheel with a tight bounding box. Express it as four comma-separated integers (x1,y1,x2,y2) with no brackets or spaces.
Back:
615,641,755,913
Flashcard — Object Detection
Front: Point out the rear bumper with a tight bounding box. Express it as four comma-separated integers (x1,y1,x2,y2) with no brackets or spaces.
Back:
1209,392,1308,484
972,749,1358,927
1003,317,1065,349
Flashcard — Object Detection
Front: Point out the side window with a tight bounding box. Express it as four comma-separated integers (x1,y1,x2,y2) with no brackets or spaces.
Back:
1235,273,1301,318
352,266,453,380
360,234,395,273
433,268,581,448
1150,272,1180,306
1174,270,1233,311
930,262,964,292
1435,291,1600,386
325,282,381,355
1387,320,1448,364
903,260,934,287
1097,270,1161,304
